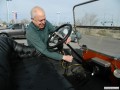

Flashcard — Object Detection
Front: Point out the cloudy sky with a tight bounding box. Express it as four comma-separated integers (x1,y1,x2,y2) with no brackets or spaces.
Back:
0,0,120,25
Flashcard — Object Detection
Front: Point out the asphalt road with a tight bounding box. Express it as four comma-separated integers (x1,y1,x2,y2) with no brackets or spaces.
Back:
15,35,120,57
80,35,120,57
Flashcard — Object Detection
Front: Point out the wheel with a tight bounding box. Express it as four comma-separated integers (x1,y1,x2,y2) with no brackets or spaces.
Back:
0,33,9,37
47,24,72,51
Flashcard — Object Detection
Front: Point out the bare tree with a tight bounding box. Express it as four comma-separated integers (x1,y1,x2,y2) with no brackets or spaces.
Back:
9,19,15,24
76,13,98,26
21,19,30,24
76,19,82,26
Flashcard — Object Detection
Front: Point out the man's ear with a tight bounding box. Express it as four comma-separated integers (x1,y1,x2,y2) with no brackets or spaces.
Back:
31,18,34,20
31,18,34,22
32,19,37,26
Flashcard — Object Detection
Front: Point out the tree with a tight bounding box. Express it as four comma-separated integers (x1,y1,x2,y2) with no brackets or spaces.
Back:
9,19,15,24
2,21,7,25
21,19,30,24
76,13,98,26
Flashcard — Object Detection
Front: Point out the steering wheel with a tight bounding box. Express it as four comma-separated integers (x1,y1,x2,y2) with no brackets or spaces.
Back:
47,24,72,51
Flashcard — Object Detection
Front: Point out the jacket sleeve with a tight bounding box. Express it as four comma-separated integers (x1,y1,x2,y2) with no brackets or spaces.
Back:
26,30,63,60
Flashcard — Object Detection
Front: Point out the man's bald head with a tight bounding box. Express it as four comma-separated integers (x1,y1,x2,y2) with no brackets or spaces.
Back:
31,6,45,19
31,6,46,29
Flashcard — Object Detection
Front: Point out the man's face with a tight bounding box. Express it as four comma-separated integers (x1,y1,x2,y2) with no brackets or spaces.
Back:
33,15,46,29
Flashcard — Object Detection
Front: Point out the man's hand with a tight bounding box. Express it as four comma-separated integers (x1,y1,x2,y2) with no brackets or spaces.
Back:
62,55,73,62
65,37,71,44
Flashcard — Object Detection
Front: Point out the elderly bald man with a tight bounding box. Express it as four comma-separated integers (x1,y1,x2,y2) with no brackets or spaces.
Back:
26,6,73,62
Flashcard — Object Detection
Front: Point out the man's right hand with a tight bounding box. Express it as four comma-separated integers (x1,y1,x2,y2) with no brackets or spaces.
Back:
62,55,73,62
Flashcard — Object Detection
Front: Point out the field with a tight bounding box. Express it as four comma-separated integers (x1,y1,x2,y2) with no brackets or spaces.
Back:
76,27,120,40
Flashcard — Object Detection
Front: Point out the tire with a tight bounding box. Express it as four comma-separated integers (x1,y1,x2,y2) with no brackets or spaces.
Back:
0,33,9,37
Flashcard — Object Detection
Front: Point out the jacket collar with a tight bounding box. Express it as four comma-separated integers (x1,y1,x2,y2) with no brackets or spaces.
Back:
31,22,40,31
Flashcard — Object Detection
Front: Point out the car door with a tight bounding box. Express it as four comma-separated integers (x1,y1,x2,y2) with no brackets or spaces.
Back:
10,24,25,36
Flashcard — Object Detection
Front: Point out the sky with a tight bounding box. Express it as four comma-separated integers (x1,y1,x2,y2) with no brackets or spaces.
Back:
0,0,81,24
0,0,120,26
74,0,120,26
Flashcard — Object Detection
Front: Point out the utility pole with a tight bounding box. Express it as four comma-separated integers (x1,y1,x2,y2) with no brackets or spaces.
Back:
6,0,12,24
12,11,17,23
56,12,60,26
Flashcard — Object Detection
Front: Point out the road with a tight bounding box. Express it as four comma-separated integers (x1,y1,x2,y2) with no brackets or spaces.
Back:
15,35,120,57
80,35,120,56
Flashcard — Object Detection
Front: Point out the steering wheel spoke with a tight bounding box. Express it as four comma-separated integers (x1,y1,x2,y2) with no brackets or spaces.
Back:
47,24,72,51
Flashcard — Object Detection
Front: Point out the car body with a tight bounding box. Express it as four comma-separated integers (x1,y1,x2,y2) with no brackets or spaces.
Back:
0,0,120,89
70,31,81,42
0,23,26,38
